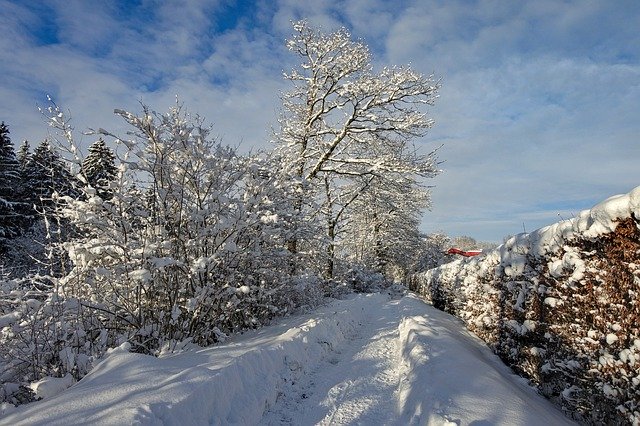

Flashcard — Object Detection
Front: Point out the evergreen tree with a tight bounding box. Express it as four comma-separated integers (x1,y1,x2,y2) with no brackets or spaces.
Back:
17,140,31,169
0,122,22,247
0,122,20,202
15,141,33,221
25,140,78,211
81,138,117,198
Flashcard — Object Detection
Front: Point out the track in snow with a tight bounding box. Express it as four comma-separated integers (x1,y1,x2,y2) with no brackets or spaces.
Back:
261,297,405,425
260,294,574,426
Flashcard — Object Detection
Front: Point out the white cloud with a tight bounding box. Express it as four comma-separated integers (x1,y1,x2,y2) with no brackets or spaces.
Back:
271,0,343,33
375,1,640,241
0,0,638,242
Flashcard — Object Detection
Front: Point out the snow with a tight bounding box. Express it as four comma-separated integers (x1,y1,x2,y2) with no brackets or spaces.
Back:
496,186,640,266
450,186,640,300
29,374,75,400
237,285,251,294
1,293,572,425
606,333,619,345
0,312,21,328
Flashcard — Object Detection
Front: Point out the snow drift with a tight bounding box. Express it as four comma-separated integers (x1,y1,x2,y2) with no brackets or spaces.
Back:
0,295,374,425
1,293,571,425
409,185,640,424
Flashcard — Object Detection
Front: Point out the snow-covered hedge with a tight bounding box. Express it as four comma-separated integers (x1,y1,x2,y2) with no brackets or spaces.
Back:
409,186,640,424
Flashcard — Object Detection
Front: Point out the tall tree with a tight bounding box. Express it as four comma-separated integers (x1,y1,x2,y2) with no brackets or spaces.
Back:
25,139,77,210
417,232,452,271
275,21,440,278
81,138,117,198
14,141,33,221
0,121,20,248
340,173,430,279
0,122,20,198
0,122,19,195
0,122,22,248
16,140,31,168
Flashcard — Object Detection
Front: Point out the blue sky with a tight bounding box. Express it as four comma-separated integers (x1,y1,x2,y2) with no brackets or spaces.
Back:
1,0,639,242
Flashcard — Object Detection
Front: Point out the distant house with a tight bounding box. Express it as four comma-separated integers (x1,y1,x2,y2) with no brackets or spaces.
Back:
446,248,483,257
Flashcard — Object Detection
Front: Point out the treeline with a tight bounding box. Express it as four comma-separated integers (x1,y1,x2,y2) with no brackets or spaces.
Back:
1,21,441,406
0,122,114,275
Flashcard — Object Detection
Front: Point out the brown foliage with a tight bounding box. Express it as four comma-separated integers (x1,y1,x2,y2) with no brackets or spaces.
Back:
410,216,640,424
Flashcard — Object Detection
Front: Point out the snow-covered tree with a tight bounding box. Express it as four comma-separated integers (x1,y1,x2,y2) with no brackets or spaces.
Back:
275,21,440,278
417,232,452,271
81,138,117,198
24,140,78,211
0,136,48,275
340,173,430,280
4,139,79,277
450,235,478,251
0,123,19,188
15,141,34,222
16,140,31,168
60,104,301,351
0,122,22,247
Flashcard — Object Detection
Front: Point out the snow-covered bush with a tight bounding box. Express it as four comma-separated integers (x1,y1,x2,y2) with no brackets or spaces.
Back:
409,186,640,424
0,102,335,406
57,104,303,351
342,266,391,294
0,275,111,405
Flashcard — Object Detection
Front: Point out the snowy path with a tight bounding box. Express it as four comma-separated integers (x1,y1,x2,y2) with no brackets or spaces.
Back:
260,295,573,426
1,293,573,425
261,297,405,425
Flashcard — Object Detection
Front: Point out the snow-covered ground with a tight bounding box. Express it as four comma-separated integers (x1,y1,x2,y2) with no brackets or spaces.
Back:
0,293,573,425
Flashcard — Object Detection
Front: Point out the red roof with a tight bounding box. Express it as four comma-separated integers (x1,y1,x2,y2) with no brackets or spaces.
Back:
447,248,483,257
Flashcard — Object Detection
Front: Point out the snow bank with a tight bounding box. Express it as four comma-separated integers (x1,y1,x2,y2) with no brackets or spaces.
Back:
409,185,640,424
1,294,384,425
500,185,640,265
395,298,572,425
29,374,74,400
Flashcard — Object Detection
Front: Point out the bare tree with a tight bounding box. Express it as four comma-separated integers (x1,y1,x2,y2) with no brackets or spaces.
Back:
275,21,441,278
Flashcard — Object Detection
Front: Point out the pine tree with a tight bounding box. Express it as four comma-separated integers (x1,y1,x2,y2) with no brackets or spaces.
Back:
0,122,19,201
15,141,32,220
0,122,22,247
81,138,117,198
25,140,77,210
17,140,31,169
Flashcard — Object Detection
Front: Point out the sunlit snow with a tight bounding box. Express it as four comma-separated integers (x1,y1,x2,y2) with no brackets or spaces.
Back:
1,294,572,425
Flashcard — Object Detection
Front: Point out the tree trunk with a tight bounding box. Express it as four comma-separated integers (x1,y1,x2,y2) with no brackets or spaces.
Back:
373,212,386,274
326,219,335,279
324,176,336,279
